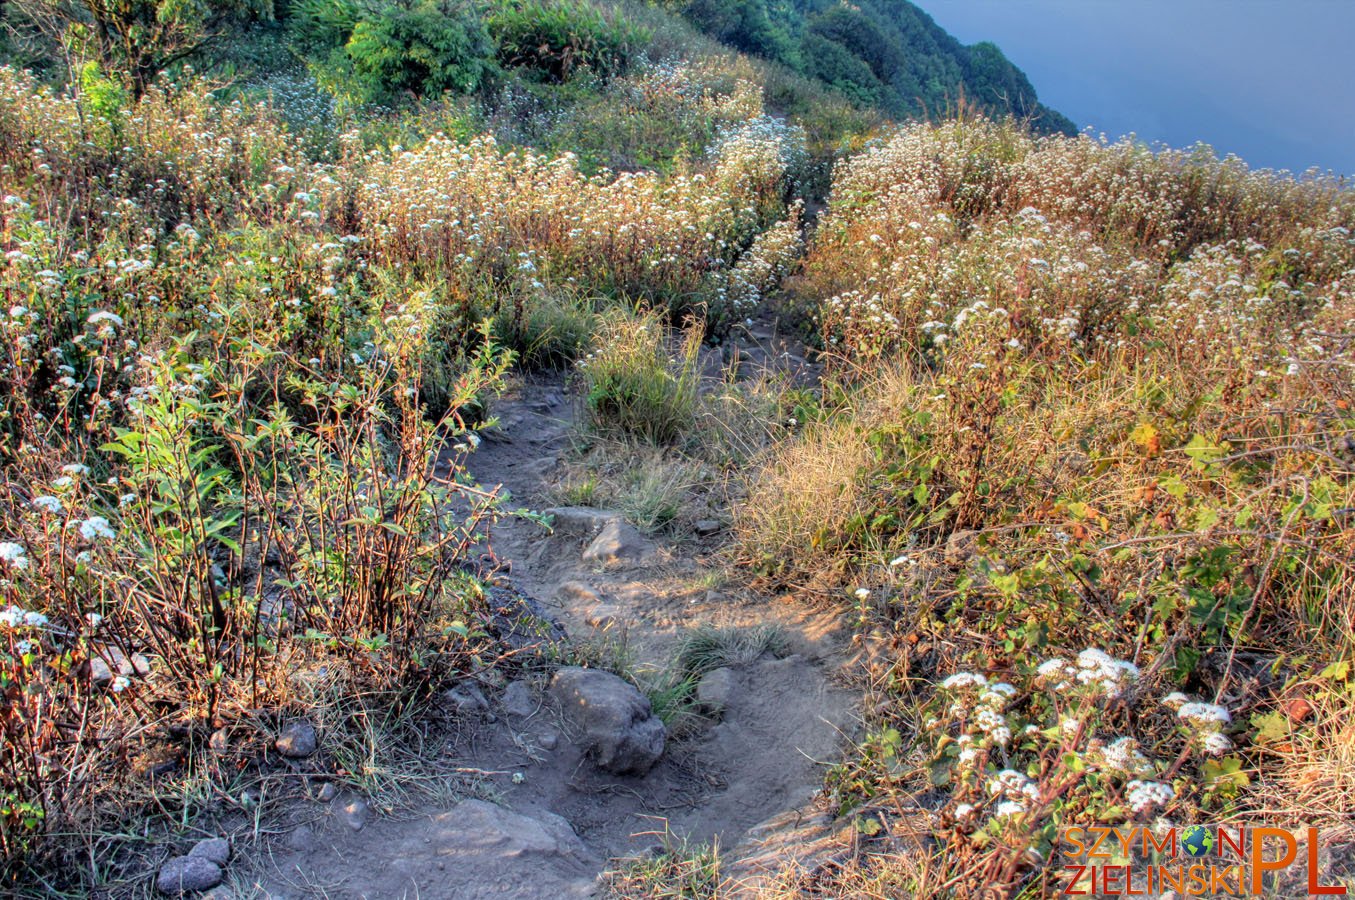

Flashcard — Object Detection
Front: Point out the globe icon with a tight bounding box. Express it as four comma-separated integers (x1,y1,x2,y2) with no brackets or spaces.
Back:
1182,825,1215,857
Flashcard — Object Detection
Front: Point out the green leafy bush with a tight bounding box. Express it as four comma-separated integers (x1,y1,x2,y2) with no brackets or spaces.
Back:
487,0,648,83
292,0,495,104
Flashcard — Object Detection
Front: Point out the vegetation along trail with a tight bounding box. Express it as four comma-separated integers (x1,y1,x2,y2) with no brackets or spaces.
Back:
256,321,863,898
3,0,1354,894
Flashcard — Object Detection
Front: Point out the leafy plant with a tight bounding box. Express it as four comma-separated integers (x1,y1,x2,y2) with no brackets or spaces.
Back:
488,0,648,83
292,0,494,105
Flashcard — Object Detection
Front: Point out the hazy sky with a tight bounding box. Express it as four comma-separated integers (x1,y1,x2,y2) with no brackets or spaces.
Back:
922,1,1355,176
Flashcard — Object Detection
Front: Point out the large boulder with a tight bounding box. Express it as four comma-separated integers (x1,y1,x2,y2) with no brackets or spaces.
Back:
550,667,665,775
581,520,648,567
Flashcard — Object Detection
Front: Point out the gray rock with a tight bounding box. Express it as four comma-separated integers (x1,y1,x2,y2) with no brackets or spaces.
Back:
286,824,317,852
944,529,978,567
501,681,536,718
550,667,665,775
581,520,648,567
314,781,338,802
157,854,223,895
339,797,371,831
544,507,618,537
694,519,722,536
207,728,232,756
537,727,560,751
90,647,151,685
339,799,599,898
556,581,601,604
696,667,739,715
723,802,845,893
486,586,568,657
188,837,231,866
275,720,318,758
198,889,239,900
444,682,490,716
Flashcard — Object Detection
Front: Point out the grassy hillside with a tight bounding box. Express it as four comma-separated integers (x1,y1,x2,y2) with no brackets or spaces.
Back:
2,0,1351,897
735,118,1355,895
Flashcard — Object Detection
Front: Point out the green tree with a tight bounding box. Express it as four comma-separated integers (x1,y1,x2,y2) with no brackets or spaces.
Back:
12,0,270,97
291,0,494,104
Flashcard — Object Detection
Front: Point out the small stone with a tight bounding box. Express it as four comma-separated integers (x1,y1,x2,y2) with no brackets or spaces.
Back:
694,519,722,536
696,667,739,716
315,781,338,802
538,727,559,751
556,581,601,604
443,682,490,715
544,507,617,537
188,837,231,866
582,520,648,567
339,798,371,831
944,530,978,567
275,720,318,758
157,855,223,895
90,647,151,685
501,681,536,718
198,889,238,900
550,667,665,775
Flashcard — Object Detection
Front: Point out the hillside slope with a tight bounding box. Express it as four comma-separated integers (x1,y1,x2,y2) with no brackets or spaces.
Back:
665,0,1076,133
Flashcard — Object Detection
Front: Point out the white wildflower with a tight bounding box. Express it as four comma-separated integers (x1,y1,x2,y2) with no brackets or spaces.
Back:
0,542,29,570
78,517,116,541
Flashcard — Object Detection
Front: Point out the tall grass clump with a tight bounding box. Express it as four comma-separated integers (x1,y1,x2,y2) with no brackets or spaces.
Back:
577,310,702,444
738,117,1355,895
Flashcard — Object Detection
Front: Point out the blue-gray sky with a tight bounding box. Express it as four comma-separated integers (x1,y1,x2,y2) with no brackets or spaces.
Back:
922,1,1355,177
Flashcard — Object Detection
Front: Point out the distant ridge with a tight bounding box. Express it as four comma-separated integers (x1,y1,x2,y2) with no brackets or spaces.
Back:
667,0,1076,133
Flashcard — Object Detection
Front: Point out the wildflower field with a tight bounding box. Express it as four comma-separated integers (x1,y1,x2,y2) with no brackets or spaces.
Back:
0,42,813,887
0,1,1352,894
737,118,1355,895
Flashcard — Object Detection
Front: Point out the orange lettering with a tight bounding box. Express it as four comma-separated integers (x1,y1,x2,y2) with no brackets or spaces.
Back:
1306,827,1348,895
1062,865,1089,894
1217,825,1246,860
1144,827,1176,857
1250,828,1298,893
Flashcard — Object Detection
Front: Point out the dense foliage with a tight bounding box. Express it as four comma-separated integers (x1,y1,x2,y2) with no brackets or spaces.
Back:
488,0,648,83
0,47,812,882
290,0,496,103
738,117,1355,895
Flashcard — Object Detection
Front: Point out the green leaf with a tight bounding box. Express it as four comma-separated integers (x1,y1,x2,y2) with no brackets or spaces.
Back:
1183,434,1228,468
1250,711,1289,743
1319,659,1350,682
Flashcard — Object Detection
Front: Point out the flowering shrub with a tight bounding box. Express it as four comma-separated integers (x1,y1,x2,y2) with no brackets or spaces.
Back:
742,117,1355,894
0,44,822,876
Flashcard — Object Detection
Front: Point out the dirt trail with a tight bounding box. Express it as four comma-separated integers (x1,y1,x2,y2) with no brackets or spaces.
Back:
256,322,857,899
